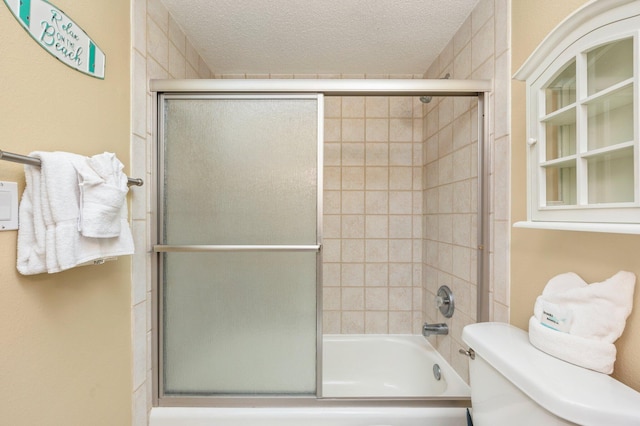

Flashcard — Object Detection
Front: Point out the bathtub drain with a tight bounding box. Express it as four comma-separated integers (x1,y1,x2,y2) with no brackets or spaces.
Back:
432,363,442,381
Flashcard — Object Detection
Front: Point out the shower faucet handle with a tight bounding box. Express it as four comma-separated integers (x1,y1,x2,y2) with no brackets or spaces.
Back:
436,285,455,318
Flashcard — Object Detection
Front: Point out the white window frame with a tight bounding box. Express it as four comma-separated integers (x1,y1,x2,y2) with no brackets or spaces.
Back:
514,0,640,234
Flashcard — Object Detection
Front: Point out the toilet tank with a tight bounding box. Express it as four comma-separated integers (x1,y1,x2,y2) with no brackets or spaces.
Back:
462,322,640,426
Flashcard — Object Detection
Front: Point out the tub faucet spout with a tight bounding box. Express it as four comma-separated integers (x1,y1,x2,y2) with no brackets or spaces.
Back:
422,322,448,337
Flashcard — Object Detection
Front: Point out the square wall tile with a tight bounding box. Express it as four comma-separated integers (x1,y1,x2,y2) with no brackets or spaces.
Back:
366,97,389,117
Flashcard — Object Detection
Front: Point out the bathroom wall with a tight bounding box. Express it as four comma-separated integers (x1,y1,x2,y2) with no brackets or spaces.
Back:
511,0,640,392
422,0,511,382
130,0,214,424
0,1,132,425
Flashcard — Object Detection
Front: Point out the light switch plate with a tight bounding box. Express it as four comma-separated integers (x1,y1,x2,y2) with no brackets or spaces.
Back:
0,181,19,231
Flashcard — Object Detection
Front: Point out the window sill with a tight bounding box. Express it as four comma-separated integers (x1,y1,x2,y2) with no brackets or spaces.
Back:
513,221,640,235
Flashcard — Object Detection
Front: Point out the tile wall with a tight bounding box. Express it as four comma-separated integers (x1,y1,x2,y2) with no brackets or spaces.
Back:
421,0,511,382
130,0,214,425
322,93,426,335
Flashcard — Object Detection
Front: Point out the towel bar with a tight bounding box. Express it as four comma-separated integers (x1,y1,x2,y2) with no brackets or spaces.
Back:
0,149,144,187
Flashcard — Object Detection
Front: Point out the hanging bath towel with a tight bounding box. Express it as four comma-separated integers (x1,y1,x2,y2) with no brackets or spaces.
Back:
17,151,134,275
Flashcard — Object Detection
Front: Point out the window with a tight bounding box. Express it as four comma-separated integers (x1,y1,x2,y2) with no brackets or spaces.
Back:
515,1,640,233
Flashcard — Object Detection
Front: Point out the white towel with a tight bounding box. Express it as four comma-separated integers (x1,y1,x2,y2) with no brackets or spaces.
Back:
17,151,134,275
16,156,47,274
529,317,618,374
529,271,636,374
76,152,128,238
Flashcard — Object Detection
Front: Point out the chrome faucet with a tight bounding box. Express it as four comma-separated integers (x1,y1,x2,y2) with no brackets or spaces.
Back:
422,322,449,337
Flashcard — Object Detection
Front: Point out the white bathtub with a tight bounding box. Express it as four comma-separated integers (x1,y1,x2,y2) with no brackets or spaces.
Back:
323,334,470,398
151,334,471,426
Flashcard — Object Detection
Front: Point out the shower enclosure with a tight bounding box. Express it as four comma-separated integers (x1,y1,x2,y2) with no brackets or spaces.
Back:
151,79,491,407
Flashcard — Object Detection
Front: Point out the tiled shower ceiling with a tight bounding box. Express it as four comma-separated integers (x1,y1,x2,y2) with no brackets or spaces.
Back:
160,0,481,75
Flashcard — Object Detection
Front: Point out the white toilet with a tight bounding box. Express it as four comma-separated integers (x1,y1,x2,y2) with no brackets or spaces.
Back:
462,322,640,426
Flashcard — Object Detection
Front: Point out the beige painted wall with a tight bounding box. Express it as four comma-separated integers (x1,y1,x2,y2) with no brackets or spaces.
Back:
0,1,132,424
511,0,640,391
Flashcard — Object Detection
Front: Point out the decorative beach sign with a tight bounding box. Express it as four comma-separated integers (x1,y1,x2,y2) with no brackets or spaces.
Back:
3,0,105,79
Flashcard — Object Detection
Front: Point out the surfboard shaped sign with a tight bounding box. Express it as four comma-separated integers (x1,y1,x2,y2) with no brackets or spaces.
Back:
3,0,105,79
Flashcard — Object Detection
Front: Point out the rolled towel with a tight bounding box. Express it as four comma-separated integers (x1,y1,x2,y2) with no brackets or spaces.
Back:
75,152,128,238
530,271,636,374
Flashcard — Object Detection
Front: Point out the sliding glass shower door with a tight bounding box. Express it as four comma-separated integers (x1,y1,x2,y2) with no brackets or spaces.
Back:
157,95,322,397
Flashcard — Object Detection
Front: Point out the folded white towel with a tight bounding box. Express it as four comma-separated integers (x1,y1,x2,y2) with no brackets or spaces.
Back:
533,271,635,342
76,152,128,238
529,271,636,374
529,316,617,374
17,151,134,275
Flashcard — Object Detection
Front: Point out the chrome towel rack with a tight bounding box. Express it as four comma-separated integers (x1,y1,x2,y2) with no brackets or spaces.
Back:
0,149,144,187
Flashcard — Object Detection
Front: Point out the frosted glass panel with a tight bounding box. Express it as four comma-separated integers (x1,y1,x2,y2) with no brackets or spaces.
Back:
163,98,318,245
160,95,320,397
163,252,317,395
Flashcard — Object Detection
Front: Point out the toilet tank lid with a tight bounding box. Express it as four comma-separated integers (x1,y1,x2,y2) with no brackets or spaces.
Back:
462,322,640,426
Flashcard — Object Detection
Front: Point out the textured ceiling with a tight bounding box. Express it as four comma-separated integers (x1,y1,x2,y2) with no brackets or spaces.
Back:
160,0,480,75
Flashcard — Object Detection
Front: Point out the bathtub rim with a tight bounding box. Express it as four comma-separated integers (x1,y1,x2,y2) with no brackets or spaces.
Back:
155,395,471,409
